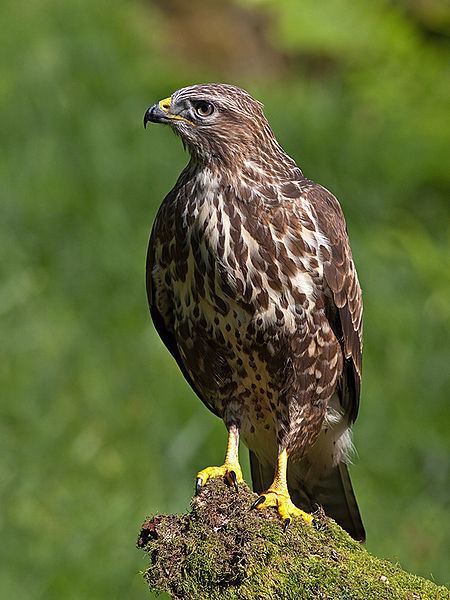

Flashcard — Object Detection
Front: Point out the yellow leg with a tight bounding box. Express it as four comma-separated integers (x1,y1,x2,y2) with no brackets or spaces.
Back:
251,449,314,530
196,425,244,494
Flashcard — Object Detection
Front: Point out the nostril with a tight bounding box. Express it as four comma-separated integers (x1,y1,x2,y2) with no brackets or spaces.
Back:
159,97,171,112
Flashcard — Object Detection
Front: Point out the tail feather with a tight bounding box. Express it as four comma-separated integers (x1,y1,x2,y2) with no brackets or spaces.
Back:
305,462,366,542
249,450,365,542
249,449,273,495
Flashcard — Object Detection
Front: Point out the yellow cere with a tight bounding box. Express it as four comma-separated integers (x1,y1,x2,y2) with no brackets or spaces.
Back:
158,95,195,126
158,97,172,112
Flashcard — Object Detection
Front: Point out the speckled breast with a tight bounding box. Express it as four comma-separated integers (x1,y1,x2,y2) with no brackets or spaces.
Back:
151,172,341,456
168,191,280,438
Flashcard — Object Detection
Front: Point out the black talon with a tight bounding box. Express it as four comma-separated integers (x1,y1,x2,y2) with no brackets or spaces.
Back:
312,518,320,530
251,495,266,510
195,477,202,496
283,518,291,532
229,470,239,493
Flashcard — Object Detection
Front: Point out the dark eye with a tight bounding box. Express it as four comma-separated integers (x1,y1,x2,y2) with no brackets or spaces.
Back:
194,101,214,117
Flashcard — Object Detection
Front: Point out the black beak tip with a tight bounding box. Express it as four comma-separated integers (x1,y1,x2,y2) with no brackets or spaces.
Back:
144,103,168,129
143,107,152,129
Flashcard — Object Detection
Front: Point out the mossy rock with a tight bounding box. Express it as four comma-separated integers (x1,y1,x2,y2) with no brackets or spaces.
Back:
138,479,449,600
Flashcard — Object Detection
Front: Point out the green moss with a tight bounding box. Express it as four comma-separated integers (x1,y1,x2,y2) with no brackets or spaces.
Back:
138,480,449,600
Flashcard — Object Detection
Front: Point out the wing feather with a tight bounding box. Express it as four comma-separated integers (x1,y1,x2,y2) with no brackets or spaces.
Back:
305,184,363,422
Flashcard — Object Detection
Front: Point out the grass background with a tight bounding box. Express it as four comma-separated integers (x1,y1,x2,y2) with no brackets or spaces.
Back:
1,0,449,597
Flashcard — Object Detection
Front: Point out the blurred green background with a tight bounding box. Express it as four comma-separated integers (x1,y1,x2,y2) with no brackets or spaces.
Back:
1,0,449,597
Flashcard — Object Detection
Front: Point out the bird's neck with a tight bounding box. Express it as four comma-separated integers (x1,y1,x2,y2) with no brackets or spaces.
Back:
188,142,303,191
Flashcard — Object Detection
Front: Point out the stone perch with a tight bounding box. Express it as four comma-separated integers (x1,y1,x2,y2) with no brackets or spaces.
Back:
137,479,449,599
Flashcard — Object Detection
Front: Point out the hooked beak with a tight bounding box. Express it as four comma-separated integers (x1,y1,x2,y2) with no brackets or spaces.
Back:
143,96,172,128
143,95,195,128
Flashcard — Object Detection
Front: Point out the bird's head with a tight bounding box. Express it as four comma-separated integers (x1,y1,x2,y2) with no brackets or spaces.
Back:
144,84,276,166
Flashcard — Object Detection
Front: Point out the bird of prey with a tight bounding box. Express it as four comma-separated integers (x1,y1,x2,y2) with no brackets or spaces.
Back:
143,84,365,541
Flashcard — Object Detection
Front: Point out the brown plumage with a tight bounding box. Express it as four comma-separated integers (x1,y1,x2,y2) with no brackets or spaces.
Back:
144,84,365,541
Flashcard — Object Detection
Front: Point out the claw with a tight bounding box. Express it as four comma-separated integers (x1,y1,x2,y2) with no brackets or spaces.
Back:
251,495,266,510
250,487,314,528
229,470,238,493
196,463,244,494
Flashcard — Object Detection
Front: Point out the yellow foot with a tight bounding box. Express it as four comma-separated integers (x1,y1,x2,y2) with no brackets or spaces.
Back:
251,489,315,531
195,463,244,495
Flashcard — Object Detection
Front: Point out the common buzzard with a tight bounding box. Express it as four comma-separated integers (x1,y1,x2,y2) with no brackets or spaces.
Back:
144,84,365,541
